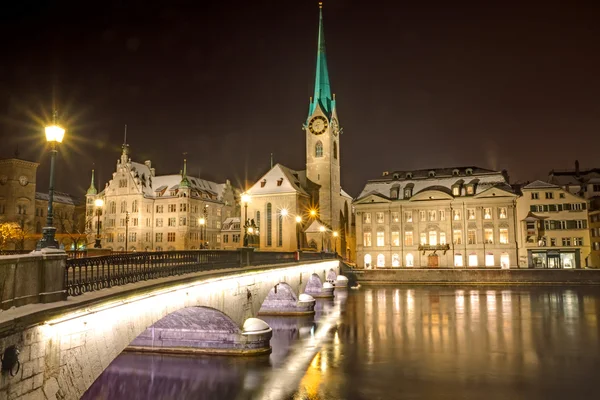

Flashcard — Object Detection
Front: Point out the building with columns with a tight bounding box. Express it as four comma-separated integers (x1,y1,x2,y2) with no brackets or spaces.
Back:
354,167,518,268
85,144,238,251
242,3,354,259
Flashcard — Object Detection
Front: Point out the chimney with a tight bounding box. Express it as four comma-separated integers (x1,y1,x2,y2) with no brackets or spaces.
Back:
575,160,580,177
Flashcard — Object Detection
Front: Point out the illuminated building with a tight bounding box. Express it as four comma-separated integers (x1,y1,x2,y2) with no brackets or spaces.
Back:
354,167,517,268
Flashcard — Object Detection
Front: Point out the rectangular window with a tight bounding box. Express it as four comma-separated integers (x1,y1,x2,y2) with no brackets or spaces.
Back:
562,237,571,246
498,207,507,219
145,232,151,242
453,210,461,220
391,231,400,246
485,253,494,267
439,210,446,221
376,231,385,246
128,232,136,242
363,213,371,224
168,217,176,227
429,231,437,246
531,192,539,199
156,218,163,227
180,217,187,226
166,232,175,242
146,218,151,227
278,213,283,247
420,233,427,245
593,184,600,192
467,209,476,220
118,233,125,242
428,210,436,221
266,203,272,246
405,231,413,246
576,220,587,229
467,229,477,245
233,234,240,243
453,230,462,245
216,234,221,244
168,204,176,212
454,254,464,267
376,212,384,223
439,232,446,245
405,212,413,223
484,228,494,244
363,232,372,247
453,187,460,196
468,254,478,267
132,218,138,227
545,192,554,199
499,228,509,244
106,233,114,243
574,237,583,246
217,208,222,217
483,208,492,220
223,234,229,243
179,203,187,212
391,212,399,223
551,238,556,246
419,211,426,222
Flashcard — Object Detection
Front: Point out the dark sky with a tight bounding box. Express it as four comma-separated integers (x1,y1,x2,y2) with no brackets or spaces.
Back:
1,0,600,198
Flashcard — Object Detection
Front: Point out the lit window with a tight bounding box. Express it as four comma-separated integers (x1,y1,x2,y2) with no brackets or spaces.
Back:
453,210,461,220
454,253,464,267
405,212,413,223
406,253,414,267
485,253,494,266
499,228,509,244
428,210,436,221
363,232,372,247
315,141,323,158
500,253,510,268
467,209,476,220
363,213,371,224
419,211,426,221
453,230,462,245
574,237,583,246
468,229,476,245
484,228,494,244
466,186,474,195
391,231,400,246
377,254,385,267
439,232,446,245
439,210,446,221
392,254,400,267
429,231,437,246
376,230,385,246
364,254,372,268
483,208,492,219
468,254,478,267
420,233,427,245
376,212,384,223
498,207,507,219
453,187,460,196
405,231,413,246
391,212,399,222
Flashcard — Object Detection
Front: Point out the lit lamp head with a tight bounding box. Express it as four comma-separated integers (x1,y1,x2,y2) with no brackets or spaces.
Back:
280,208,288,217
199,217,206,225
45,125,65,143
248,227,254,234
295,215,302,223
319,226,326,233
241,193,251,204
333,231,339,238
310,209,317,217
94,198,104,208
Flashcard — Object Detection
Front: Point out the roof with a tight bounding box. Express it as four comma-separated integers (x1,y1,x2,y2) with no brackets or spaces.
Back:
356,166,511,200
221,217,241,232
247,164,309,197
307,4,334,120
36,192,79,206
304,218,331,233
549,168,600,187
340,188,353,200
522,180,560,190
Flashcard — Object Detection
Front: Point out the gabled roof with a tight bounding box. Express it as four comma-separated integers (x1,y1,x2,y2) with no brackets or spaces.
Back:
354,191,392,204
36,192,79,206
304,218,331,233
247,164,309,196
522,180,560,190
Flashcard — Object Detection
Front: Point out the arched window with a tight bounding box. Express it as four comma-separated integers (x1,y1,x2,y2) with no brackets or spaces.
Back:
256,211,261,227
315,141,323,158
500,253,510,269
333,141,338,159
364,254,372,269
277,210,283,246
406,253,414,267
266,203,272,246
392,254,400,267
377,254,385,268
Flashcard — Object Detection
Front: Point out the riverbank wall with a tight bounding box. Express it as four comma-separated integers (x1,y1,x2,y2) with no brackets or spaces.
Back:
354,268,600,285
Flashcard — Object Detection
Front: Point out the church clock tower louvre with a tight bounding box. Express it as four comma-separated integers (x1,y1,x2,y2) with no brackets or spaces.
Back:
305,1,342,232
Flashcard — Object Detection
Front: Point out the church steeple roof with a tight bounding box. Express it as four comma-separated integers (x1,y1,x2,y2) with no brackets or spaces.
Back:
87,169,97,195
308,2,334,120
180,159,191,188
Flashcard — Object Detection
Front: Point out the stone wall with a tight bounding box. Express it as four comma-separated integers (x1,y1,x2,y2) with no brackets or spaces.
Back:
0,260,339,400
357,268,600,284
0,251,66,310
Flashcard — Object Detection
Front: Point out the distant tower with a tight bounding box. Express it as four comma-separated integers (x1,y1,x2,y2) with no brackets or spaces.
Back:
305,2,341,230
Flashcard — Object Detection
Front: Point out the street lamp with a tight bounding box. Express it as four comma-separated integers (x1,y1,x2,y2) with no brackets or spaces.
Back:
124,211,130,253
94,198,104,248
37,117,65,250
310,209,317,218
333,231,339,255
295,215,302,252
241,193,251,247
199,216,206,249
319,225,326,252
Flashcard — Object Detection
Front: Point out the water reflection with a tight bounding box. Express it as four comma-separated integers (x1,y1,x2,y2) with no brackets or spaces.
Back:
84,286,600,400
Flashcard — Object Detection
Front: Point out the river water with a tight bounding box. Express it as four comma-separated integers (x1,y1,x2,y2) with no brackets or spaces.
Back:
84,286,600,400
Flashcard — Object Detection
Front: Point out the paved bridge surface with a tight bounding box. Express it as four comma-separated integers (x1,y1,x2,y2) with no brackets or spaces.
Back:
0,250,339,400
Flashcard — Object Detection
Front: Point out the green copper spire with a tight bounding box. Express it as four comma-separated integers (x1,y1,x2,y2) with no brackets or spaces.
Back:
180,159,191,188
308,2,334,120
87,169,97,195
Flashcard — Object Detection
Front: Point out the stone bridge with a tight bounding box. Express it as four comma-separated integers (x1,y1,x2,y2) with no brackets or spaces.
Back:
0,250,340,400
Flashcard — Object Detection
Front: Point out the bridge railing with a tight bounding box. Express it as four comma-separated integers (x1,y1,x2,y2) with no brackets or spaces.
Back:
65,250,336,297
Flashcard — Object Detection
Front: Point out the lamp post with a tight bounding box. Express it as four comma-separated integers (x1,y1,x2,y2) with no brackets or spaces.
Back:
199,216,206,249
124,211,130,253
295,215,302,252
241,193,251,247
319,225,326,252
333,231,338,255
94,198,104,248
37,117,65,250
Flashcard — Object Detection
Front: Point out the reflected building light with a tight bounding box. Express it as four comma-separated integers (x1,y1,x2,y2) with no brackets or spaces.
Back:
487,290,497,313
502,290,512,315
455,290,465,313
394,289,400,314
470,290,480,318
407,289,415,314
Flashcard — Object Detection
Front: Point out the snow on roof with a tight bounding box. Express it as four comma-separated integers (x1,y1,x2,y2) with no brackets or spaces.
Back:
36,191,79,206
341,188,353,200
357,167,509,200
248,164,309,196
522,180,560,190
221,217,241,231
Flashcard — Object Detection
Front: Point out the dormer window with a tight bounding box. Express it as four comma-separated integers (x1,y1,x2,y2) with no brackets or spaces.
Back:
428,170,436,178
277,178,283,187
390,184,400,199
393,173,400,180
261,179,267,188
453,187,460,196
466,168,473,176
406,172,413,179
452,169,460,176
466,185,474,195
404,189,412,198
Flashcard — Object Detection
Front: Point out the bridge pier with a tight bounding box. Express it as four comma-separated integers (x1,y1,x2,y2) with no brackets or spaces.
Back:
258,283,316,316
304,273,334,298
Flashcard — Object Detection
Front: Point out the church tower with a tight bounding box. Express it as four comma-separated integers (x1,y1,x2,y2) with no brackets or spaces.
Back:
305,2,342,231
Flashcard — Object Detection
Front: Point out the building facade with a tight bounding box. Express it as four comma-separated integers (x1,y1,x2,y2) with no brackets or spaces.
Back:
0,158,84,250
220,217,242,250
242,4,354,259
354,167,518,269
516,180,591,268
86,145,238,251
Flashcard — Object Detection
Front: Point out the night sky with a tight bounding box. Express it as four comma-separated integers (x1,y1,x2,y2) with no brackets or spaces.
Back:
1,0,599,198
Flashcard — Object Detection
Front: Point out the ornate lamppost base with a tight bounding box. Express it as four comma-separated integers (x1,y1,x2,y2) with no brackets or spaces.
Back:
36,226,59,250
94,239,102,249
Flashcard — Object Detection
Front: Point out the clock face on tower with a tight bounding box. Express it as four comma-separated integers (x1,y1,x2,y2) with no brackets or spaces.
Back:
308,116,328,135
19,176,28,186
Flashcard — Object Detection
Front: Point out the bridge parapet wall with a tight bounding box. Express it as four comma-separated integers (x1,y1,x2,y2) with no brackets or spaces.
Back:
0,250,66,311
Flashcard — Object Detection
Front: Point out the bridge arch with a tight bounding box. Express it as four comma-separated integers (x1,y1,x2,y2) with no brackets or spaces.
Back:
2,260,338,400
